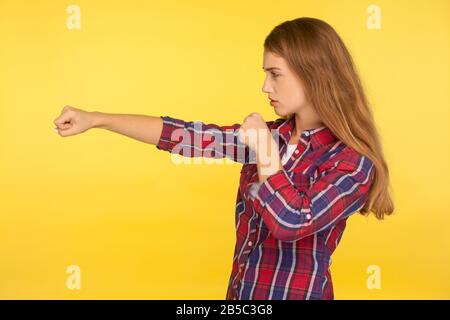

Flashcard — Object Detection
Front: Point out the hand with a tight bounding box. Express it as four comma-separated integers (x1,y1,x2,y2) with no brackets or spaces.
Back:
53,105,95,137
237,112,271,152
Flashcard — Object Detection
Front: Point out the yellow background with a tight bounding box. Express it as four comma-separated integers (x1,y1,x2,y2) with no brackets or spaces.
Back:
0,0,449,299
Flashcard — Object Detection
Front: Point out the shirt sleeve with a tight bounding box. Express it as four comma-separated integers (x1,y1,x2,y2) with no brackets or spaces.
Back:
155,115,275,164
253,151,375,242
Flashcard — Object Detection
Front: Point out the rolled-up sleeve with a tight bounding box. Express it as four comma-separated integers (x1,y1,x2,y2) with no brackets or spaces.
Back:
156,116,275,164
253,152,375,242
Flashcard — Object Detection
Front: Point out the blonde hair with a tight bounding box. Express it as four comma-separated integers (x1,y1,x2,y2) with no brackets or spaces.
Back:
264,17,394,219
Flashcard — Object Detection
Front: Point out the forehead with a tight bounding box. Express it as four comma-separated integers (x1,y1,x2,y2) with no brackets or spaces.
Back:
262,51,287,71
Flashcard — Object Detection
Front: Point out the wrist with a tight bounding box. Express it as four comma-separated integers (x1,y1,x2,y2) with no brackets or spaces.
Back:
256,138,282,180
90,111,105,129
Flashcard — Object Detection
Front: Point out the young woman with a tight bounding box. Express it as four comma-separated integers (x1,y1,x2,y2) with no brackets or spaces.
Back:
53,17,394,300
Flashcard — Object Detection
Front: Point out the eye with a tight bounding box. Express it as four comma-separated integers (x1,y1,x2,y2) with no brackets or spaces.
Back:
271,73,280,78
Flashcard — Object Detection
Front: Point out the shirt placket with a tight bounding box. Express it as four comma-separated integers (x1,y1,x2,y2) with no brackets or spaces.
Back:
232,217,258,299
232,130,312,299
283,131,312,169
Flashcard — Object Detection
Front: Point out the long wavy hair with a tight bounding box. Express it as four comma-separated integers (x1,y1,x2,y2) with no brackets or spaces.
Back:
264,17,394,219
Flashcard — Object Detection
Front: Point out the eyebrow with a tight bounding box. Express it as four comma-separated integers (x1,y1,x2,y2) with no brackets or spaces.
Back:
262,67,282,71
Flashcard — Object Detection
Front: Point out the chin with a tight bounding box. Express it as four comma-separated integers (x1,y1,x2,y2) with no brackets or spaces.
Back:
274,108,289,118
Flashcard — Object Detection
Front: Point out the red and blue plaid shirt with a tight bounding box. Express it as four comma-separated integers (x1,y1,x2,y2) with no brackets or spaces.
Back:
156,115,375,300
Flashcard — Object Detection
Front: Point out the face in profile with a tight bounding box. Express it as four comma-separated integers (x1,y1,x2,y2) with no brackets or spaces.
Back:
261,50,310,118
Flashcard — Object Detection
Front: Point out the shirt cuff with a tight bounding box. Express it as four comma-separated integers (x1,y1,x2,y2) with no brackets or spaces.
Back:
155,116,178,152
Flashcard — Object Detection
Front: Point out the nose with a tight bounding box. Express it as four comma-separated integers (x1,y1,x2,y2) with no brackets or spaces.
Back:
261,77,272,94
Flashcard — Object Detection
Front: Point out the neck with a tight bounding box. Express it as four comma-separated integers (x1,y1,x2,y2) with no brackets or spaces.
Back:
292,110,324,137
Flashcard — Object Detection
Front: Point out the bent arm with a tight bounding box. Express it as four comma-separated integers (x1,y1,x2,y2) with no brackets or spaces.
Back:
253,152,375,242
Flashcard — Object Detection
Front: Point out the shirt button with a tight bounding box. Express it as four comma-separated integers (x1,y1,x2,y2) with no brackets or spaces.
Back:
248,241,253,246
294,149,299,155
306,214,312,219
304,131,310,136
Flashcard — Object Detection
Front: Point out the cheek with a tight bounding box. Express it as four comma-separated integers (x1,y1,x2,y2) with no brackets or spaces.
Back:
288,84,307,105
297,90,307,105
279,82,303,104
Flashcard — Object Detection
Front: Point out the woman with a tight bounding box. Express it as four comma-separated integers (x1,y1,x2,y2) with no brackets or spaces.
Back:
53,17,394,300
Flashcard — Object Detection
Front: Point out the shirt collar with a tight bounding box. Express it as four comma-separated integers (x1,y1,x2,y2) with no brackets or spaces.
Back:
275,116,337,150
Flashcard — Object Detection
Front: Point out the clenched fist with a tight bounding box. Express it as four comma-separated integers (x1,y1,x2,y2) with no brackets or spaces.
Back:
53,105,95,137
237,112,273,152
